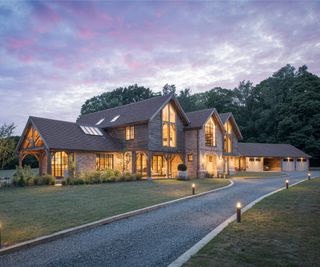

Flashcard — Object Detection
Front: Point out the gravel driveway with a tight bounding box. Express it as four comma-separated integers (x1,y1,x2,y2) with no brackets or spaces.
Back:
0,171,315,267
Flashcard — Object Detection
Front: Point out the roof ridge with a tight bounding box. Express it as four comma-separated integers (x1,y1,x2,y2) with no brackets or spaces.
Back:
186,108,215,114
30,116,76,125
79,94,168,118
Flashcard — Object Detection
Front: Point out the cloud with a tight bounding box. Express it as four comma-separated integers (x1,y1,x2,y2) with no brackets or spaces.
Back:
0,1,319,134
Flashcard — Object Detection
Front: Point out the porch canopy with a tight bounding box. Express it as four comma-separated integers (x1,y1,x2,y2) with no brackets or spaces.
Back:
16,116,121,176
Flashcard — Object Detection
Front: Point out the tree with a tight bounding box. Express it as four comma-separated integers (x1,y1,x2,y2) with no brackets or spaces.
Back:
0,123,16,169
80,84,156,115
162,84,176,95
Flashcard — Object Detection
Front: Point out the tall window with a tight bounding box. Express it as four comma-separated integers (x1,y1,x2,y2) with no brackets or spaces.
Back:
136,153,148,176
224,136,232,153
225,121,232,134
96,154,114,170
51,151,70,177
162,103,176,147
205,117,216,146
125,126,135,140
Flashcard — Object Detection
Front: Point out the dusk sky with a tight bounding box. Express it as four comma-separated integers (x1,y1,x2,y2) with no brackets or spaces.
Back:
1,1,320,134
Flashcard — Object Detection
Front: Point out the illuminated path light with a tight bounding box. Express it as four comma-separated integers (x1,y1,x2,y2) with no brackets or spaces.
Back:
192,183,196,195
236,202,242,223
286,179,289,189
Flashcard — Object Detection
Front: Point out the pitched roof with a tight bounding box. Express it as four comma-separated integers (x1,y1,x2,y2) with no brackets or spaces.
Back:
218,112,243,140
27,116,122,152
77,94,189,128
238,143,311,158
185,109,224,130
218,112,232,124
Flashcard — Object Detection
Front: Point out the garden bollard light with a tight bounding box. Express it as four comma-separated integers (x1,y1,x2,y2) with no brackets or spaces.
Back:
192,183,196,195
286,179,289,189
236,202,242,223
308,173,311,180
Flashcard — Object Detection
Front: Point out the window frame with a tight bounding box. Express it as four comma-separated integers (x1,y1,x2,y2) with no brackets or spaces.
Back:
162,103,176,147
125,125,135,140
187,154,193,162
96,153,114,171
205,117,216,147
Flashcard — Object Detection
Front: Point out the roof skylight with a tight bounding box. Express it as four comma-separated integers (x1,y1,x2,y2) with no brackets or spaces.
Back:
80,126,103,136
96,118,105,125
110,115,120,122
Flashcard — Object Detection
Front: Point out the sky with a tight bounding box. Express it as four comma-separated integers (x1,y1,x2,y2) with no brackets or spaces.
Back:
0,0,320,134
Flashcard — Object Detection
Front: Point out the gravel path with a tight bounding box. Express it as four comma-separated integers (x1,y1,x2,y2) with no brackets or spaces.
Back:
0,171,315,267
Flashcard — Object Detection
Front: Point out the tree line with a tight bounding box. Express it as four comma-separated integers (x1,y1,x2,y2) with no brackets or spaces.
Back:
81,64,320,164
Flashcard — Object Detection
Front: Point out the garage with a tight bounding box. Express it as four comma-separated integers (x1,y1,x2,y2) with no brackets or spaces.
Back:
263,157,281,171
282,158,295,171
296,158,309,171
238,143,311,172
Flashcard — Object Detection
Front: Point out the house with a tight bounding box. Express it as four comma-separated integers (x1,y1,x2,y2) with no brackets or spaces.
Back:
16,94,310,178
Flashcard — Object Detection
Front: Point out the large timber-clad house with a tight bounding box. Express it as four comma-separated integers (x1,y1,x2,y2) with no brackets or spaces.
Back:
16,94,311,178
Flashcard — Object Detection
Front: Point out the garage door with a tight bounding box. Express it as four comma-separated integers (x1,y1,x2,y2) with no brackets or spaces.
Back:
282,158,295,171
296,158,308,171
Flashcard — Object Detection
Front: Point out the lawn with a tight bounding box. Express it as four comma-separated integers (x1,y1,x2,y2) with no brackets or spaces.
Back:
231,171,285,179
184,177,320,267
0,178,229,246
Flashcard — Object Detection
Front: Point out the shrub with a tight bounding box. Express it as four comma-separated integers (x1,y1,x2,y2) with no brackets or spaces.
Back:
12,166,34,187
178,164,187,171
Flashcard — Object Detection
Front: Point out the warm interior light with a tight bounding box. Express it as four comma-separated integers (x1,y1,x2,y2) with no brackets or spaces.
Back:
236,202,241,208
192,183,195,188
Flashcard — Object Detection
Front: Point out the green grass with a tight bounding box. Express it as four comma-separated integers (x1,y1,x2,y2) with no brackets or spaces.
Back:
231,171,285,179
0,168,39,178
184,177,320,267
0,178,229,246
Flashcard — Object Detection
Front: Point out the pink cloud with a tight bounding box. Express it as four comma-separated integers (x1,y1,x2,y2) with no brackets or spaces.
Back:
7,38,34,49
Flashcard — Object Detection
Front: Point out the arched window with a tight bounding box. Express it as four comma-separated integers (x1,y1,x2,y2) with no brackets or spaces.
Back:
51,151,70,177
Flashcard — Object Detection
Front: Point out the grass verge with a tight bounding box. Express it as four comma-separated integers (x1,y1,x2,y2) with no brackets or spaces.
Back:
0,178,229,246
231,171,285,179
184,177,320,267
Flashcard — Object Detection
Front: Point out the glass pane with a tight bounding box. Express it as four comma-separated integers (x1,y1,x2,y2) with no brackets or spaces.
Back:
162,123,169,146
169,104,176,123
170,124,176,147
162,104,169,122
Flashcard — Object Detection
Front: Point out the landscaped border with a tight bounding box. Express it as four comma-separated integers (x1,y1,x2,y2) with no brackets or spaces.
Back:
0,180,233,256
168,177,307,267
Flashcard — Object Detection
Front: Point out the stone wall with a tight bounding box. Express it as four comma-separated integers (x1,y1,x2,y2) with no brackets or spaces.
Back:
185,129,198,178
75,152,96,174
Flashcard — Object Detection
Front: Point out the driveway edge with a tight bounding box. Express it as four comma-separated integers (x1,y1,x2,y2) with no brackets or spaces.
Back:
0,180,233,256
168,177,308,267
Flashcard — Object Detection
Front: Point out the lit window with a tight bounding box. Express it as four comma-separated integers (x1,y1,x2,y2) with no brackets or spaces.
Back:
205,117,216,146
224,121,232,134
96,154,114,171
256,158,261,161
125,126,135,140
302,158,307,162
188,154,193,162
249,157,254,161
51,151,72,177
224,136,232,153
162,103,176,147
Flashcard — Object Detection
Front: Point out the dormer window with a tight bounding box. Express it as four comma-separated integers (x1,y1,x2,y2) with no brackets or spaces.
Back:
125,126,135,140
205,117,216,146
110,115,120,122
162,103,176,147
